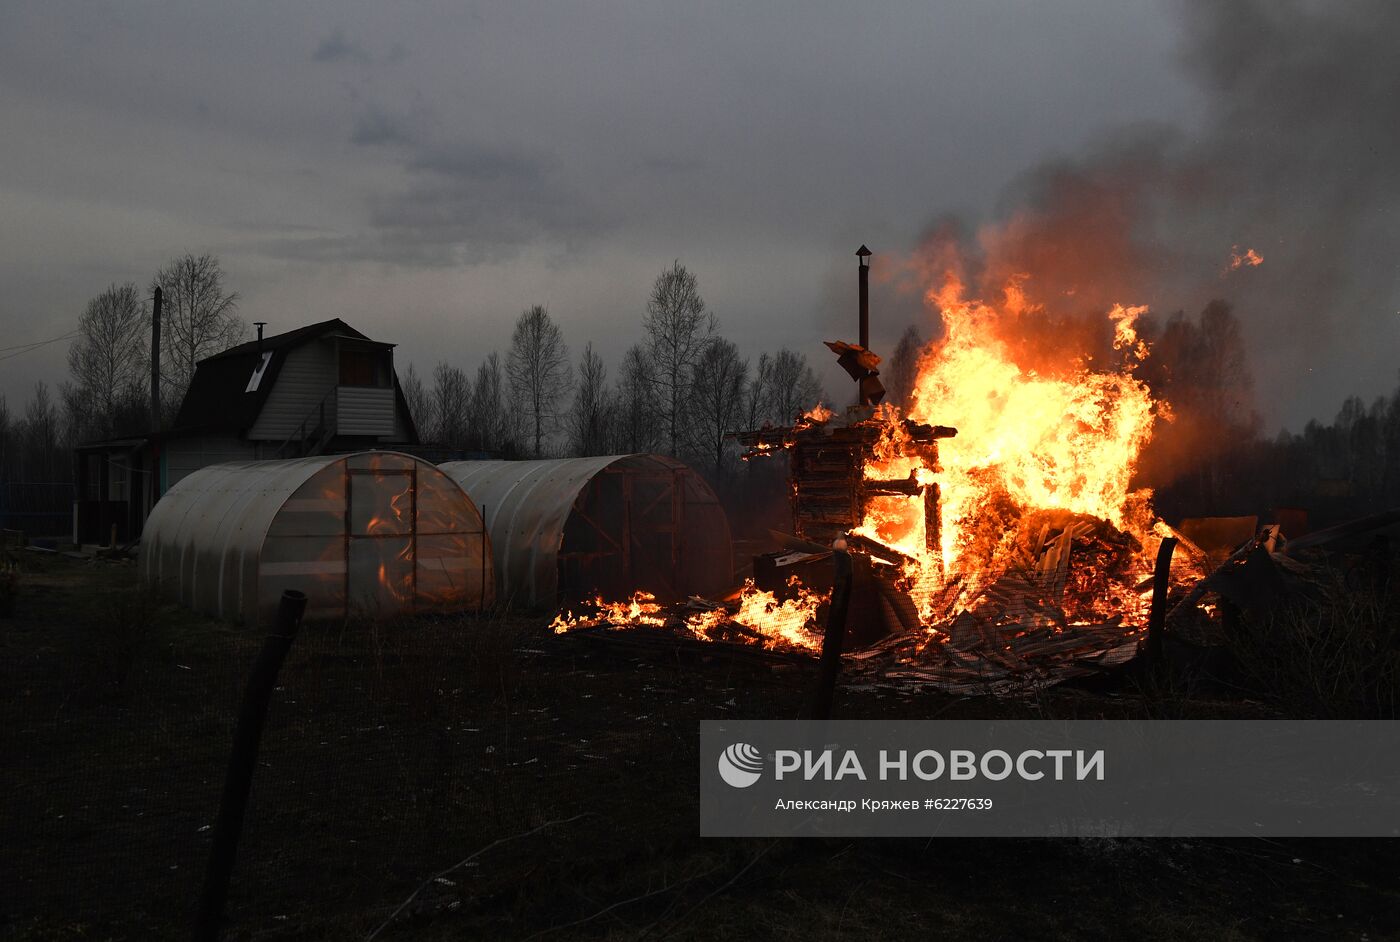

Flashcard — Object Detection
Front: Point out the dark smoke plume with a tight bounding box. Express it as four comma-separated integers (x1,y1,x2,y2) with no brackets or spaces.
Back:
902,0,1400,431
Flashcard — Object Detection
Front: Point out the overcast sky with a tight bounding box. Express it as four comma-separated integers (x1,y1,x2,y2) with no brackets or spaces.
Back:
3,1,1391,431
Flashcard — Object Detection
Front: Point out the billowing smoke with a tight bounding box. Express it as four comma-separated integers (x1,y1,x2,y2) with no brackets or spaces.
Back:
894,0,1400,434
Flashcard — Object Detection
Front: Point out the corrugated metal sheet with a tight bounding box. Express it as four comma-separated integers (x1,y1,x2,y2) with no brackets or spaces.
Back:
440,454,732,608
141,451,494,626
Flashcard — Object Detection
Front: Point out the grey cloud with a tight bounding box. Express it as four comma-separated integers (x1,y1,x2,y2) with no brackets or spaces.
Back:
312,29,371,64
349,108,414,146
265,141,610,267
369,143,609,263
13,0,1385,428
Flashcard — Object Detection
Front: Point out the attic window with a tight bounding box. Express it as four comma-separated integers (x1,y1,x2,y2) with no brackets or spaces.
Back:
245,351,273,392
340,349,390,387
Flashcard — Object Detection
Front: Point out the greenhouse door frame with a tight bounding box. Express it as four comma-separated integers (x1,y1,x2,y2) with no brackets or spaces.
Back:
343,463,419,616
567,465,686,599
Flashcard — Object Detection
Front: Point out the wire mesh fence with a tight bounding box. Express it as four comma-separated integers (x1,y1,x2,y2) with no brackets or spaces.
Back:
1,548,1217,936
0,570,720,939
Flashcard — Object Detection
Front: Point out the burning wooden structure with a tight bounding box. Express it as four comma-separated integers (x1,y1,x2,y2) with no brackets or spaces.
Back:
553,244,1215,690
737,409,956,571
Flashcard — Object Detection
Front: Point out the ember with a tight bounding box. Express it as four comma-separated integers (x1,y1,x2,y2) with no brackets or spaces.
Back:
1227,245,1264,271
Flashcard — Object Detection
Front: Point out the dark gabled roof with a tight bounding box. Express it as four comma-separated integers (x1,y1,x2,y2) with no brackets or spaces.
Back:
201,318,379,362
172,318,382,435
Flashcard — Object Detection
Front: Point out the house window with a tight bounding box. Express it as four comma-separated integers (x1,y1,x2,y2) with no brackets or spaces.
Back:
340,349,389,387
245,351,273,392
108,460,129,502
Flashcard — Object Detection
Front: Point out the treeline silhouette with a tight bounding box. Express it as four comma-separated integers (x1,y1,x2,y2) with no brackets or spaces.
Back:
1,254,1392,539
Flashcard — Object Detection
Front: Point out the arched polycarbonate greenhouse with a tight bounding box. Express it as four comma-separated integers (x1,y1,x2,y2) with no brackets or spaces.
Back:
439,455,733,608
140,452,494,625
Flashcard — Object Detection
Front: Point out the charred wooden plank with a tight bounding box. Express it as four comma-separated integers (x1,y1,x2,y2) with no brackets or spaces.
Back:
864,476,923,497
846,532,918,566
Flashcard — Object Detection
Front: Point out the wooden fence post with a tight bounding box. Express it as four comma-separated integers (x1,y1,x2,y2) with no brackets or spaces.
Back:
1146,537,1178,667
809,545,853,720
193,590,307,942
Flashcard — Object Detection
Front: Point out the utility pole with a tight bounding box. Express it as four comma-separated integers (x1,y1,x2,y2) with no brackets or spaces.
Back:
150,286,162,431
858,244,870,351
150,285,163,511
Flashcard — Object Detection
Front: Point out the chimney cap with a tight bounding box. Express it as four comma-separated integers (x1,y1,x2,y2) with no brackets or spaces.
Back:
855,244,872,258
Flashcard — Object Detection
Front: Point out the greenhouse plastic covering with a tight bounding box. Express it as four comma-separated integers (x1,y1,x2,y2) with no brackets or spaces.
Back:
140,452,493,625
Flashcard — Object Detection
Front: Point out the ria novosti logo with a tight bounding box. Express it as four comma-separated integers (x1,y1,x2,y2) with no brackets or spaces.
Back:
717,743,764,788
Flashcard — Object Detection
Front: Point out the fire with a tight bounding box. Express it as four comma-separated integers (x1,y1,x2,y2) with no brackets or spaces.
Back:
718,577,826,651
550,591,664,633
551,579,828,652
552,257,1201,657
856,270,1175,622
1227,246,1264,271
365,486,413,535
796,402,835,428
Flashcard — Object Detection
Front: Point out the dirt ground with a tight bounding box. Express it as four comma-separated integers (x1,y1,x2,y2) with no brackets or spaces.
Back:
2,555,1398,941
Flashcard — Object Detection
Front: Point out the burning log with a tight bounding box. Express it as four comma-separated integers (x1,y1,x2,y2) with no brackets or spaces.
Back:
845,531,918,568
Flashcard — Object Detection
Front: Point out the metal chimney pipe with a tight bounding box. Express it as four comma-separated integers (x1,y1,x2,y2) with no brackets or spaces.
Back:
857,245,871,350
151,286,162,430
254,321,266,353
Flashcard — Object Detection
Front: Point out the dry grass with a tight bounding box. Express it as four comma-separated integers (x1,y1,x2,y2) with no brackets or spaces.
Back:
4,556,1400,940
1227,572,1400,718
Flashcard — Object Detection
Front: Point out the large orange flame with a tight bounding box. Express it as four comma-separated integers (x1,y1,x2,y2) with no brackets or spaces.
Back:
855,269,1177,623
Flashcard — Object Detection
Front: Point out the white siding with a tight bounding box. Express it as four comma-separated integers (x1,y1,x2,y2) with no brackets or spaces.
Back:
337,386,397,436
248,341,338,441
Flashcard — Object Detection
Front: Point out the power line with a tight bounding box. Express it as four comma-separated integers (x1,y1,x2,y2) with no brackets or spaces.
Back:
0,329,80,363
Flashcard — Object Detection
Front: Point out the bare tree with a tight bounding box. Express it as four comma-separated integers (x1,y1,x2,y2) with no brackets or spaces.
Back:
20,383,61,482
151,253,244,408
567,342,613,457
1141,300,1259,506
468,353,510,453
613,344,657,454
643,261,715,456
744,352,774,428
0,396,11,480
887,325,925,409
767,349,823,424
67,282,149,434
507,305,572,457
685,338,748,477
400,363,431,440
430,361,472,448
